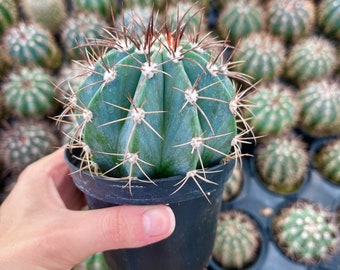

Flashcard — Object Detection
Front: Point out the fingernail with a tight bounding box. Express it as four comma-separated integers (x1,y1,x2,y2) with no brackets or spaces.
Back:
143,206,176,236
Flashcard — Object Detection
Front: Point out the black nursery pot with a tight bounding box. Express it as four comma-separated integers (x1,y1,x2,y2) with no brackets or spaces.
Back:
65,149,235,270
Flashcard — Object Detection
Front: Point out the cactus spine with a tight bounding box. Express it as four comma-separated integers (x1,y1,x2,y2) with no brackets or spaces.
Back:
318,0,340,40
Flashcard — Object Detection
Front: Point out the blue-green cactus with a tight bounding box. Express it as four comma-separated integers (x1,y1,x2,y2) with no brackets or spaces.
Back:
0,0,18,35
318,0,340,40
73,0,118,18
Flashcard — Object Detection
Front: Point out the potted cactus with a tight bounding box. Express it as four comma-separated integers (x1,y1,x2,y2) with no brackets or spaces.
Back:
57,6,252,270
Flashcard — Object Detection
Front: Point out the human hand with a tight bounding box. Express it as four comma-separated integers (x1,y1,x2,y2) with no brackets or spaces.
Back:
0,147,175,270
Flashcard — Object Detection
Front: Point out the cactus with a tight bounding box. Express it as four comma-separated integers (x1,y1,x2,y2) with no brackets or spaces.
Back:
217,0,264,43
57,9,252,193
313,138,340,184
73,252,109,270
297,79,340,137
273,200,339,265
245,82,300,137
0,121,59,173
21,0,67,34
232,32,285,83
3,67,56,118
73,0,118,18
124,0,168,11
255,135,309,194
266,0,316,42
61,12,107,60
222,164,243,202
285,36,337,85
318,0,340,40
213,210,262,269
3,22,61,70
0,0,18,35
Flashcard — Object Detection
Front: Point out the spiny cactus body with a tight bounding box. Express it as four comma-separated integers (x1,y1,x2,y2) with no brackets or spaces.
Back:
297,79,340,137
0,0,18,35
256,136,308,194
73,252,109,270
124,0,168,11
4,22,61,70
213,210,262,269
217,0,264,44
73,0,118,18
273,201,339,265
266,0,315,42
314,138,340,184
318,0,340,39
222,165,243,202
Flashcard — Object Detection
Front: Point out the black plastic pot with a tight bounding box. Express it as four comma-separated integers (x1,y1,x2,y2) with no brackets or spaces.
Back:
65,149,235,270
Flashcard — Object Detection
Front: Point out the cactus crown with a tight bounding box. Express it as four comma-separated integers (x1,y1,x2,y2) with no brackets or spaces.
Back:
58,7,252,194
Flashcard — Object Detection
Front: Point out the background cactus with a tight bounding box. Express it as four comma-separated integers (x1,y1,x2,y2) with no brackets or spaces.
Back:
3,67,56,118
285,36,337,85
318,0,340,40
273,200,339,265
232,32,285,83
313,138,340,184
255,135,309,194
213,210,262,269
217,0,264,44
0,0,18,35
266,0,316,42
73,252,109,270
3,22,62,70
222,164,243,202
297,79,340,137
73,0,118,19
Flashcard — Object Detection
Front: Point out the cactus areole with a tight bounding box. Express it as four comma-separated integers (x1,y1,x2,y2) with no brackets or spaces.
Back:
62,10,249,198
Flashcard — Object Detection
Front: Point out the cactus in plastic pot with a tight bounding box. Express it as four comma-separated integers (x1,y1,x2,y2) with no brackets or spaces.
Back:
318,0,340,40
0,0,18,35
59,7,252,270
213,210,262,269
272,200,339,265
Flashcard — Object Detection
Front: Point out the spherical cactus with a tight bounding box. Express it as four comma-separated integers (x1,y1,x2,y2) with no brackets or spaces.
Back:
245,82,300,137
217,0,264,43
232,32,285,83
273,200,339,265
318,0,340,40
213,210,262,269
124,0,168,11
0,0,18,35
73,252,109,270
266,0,316,42
0,121,59,173
21,0,67,34
297,79,340,137
58,10,252,190
222,164,243,202
73,0,118,18
61,12,107,60
3,22,62,70
313,138,340,184
285,36,337,85
255,135,309,194
3,67,56,118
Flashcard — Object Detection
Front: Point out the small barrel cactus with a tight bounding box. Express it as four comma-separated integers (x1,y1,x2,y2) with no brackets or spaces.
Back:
273,200,339,265
318,0,340,40
266,0,316,42
58,9,251,191
73,252,109,270
217,0,264,44
21,0,67,34
213,210,262,269
222,164,243,202
3,22,62,70
245,82,300,137
285,36,337,85
3,67,56,118
313,138,340,184
0,0,18,35
0,121,59,173
232,32,285,83
124,0,168,11
255,135,309,194
297,79,340,137
73,0,118,18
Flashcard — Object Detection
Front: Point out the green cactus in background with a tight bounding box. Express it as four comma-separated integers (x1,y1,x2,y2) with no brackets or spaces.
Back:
232,32,285,83
0,121,59,173
58,9,252,192
245,82,300,137
217,0,264,44
61,12,107,60
0,0,18,35
73,0,118,18
297,79,340,137
266,0,315,42
255,135,309,194
73,252,109,270
318,0,340,40
3,67,56,118
21,0,67,34
273,200,339,265
213,210,262,269
285,36,337,85
222,164,243,202
314,138,340,184
123,0,168,11
3,22,62,70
